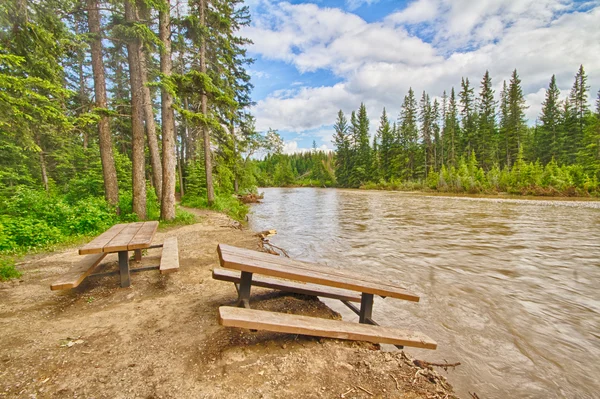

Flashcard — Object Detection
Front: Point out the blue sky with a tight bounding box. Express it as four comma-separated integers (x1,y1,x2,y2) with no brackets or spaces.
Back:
242,0,600,153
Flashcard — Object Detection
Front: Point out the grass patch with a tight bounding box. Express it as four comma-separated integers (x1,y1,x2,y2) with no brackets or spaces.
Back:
159,206,197,227
181,193,249,221
0,257,21,281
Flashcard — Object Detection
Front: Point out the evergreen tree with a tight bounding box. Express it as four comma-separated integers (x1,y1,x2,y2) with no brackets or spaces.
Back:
349,103,371,186
398,88,419,179
459,77,476,157
419,91,433,177
538,75,561,164
478,71,496,169
332,110,350,186
570,65,590,140
444,88,460,167
377,108,393,180
431,99,441,171
562,65,590,165
505,70,528,168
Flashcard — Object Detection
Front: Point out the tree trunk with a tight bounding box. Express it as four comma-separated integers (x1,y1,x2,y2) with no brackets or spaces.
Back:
125,0,147,220
159,0,176,220
137,0,162,201
199,0,214,206
231,121,239,193
87,0,119,208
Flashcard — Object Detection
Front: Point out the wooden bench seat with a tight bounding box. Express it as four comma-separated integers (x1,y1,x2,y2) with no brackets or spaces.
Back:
212,268,362,302
159,237,179,274
217,244,419,302
219,306,437,349
51,253,107,291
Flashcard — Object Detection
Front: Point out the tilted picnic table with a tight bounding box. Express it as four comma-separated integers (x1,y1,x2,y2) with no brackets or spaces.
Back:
214,244,437,349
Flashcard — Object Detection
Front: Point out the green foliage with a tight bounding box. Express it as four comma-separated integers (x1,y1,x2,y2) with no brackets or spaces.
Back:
181,192,248,221
0,187,122,253
255,151,336,188
159,206,197,227
0,257,20,281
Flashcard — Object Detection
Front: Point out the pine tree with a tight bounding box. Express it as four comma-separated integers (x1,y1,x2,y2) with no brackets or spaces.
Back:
431,99,441,171
570,65,590,139
478,71,496,169
444,88,460,167
349,103,371,186
538,75,561,164
398,88,419,179
459,77,476,157
563,65,590,165
504,70,528,168
378,108,393,180
419,91,433,177
332,110,351,187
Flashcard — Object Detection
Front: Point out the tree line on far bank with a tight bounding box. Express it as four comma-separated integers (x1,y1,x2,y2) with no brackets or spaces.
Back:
257,66,600,196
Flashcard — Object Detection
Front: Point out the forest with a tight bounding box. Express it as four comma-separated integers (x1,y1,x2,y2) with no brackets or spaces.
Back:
0,0,270,278
257,67,600,196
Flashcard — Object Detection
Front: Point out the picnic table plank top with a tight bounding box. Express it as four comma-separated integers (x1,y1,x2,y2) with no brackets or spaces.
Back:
129,221,159,250
104,222,144,252
78,221,158,255
217,244,419,302
79,224,127,254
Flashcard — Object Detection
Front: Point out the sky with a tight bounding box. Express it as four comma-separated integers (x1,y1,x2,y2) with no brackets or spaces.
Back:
241,0,600,154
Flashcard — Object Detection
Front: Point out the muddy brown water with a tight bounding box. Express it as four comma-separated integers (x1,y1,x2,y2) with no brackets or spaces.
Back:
248,187,600,399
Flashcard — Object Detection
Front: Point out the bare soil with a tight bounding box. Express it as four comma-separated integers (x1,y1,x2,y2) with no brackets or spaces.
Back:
0,208,460,399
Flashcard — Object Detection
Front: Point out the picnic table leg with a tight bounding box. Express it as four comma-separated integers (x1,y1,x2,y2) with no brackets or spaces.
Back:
134,249,142,262
359,293,374,324
235,271,253,308
118,251,131,288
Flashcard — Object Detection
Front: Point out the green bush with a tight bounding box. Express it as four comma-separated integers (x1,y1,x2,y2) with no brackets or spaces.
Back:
182,192,249,221
0,257,21,281
0,215,63,252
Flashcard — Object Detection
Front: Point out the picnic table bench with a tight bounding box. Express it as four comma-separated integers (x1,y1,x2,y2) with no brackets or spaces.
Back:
51,221,179,290
214,244,437,350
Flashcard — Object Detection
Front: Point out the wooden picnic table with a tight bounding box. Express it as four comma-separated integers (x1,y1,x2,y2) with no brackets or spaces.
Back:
215,244,437,349
78,221,159,287
52,221,181,291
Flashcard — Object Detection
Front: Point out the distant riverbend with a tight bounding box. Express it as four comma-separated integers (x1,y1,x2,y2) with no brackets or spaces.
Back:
249,187,600,399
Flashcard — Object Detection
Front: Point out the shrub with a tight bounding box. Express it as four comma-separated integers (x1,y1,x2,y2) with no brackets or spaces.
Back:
0,257,21,281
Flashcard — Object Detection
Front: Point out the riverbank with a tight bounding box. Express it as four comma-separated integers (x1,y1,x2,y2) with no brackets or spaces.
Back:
0,207,459,398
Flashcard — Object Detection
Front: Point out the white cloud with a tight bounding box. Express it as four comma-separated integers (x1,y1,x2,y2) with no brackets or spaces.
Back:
386,0,439,24
247,1,600,148
282,140,332,154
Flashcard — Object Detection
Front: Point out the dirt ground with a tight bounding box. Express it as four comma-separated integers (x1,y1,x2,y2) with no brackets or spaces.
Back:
0,208,460,399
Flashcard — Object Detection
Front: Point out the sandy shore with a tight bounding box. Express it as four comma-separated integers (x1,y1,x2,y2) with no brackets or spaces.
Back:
0,208,460,398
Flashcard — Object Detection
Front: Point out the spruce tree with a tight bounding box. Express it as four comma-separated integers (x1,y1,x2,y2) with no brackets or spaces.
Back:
349,103,372,186
478,71,496,169
332,110,350,186
377,108,393,180
398,88,419,179
563,65,590,165
505,70,528,168
419,91,433,177
459,77,476,157
538,75,561,164
444,88,460,167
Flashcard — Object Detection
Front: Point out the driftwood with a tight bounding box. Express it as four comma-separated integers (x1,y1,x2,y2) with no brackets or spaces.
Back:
255,229,290,258
238,192,264,204
414,359,461,372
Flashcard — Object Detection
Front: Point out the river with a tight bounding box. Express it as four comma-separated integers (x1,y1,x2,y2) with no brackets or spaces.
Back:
248,188,600,399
